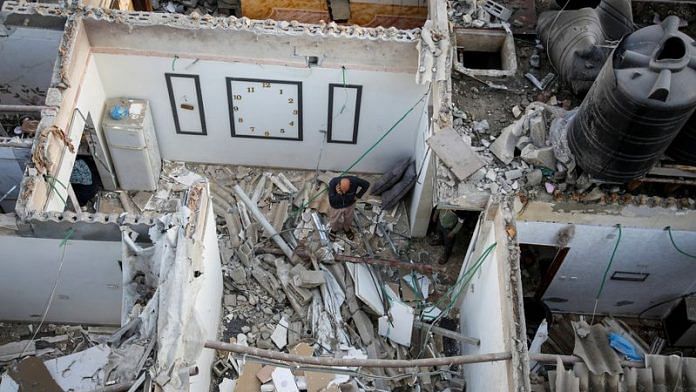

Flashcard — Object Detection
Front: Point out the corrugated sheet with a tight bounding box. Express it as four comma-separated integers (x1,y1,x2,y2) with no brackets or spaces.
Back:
572,321,623,375
550,355,696,391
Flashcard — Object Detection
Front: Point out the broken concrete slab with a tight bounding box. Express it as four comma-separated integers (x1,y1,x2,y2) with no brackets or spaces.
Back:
378,289,415,347
44,344,111,391
489,123,521,164
351,309,375,345
294,270,326,288
346,263,385,316
271,317,289,350
7,357,62,392
257,365,276,384
427,127,485,181
272,367,300,392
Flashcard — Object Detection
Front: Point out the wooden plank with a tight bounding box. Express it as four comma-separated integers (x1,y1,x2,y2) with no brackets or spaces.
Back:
427,127,485,181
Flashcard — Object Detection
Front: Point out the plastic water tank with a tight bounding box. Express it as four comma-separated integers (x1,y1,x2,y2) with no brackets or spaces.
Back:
568,16,696,182
667,114,696,165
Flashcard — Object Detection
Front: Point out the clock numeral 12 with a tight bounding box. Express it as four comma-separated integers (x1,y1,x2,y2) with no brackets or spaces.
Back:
262,82,271,88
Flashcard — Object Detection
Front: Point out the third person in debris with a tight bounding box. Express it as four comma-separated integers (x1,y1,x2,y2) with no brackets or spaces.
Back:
327,175,370,240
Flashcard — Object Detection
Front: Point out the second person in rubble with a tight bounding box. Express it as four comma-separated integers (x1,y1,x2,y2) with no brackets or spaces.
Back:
328,175,370,240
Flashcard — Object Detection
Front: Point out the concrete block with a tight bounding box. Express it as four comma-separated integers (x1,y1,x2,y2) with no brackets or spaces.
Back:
526,169,543,186
224,294,236,306
294,270,325,288
521,145,556,169
489,124,520,164
229,263,248,284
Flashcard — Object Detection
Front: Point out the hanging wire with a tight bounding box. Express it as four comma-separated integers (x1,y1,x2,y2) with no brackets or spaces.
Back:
295,88,430,214
591,224,622,324
666,226,696,259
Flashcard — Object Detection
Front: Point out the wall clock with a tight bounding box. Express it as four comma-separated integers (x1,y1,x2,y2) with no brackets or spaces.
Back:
226,77,303,141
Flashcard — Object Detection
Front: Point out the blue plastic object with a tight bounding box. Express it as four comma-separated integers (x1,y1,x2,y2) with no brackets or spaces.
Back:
608,332,643,361
109,103,129,120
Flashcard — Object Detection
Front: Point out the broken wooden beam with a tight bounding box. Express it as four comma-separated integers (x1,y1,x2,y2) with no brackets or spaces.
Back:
260,247,446,274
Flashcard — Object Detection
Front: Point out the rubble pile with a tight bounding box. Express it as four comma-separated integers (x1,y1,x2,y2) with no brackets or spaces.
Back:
179,163,468,391
150,0,239,17
448,0,512,28
438,99,618,203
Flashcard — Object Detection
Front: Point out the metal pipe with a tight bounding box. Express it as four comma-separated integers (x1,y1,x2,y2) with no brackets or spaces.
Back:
233,184,295,261
0,104,50,112
204,340,511,368
528,353,644,368
413,320,480,346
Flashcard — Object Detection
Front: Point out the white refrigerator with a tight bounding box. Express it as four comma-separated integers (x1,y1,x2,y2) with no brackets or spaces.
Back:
102,98,162,191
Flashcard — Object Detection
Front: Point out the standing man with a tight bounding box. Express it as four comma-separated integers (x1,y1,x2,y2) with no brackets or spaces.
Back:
433,209,466,264
328,175,370,240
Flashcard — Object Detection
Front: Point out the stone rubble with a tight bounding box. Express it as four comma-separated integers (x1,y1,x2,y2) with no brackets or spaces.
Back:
178,162,464,391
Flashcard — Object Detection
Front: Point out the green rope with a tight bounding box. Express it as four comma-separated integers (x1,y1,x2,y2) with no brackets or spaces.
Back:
596,224,622,300
667,226,696,259
295,91,429,214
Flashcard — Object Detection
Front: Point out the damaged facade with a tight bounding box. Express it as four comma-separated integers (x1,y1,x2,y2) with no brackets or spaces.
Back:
0,0,695,390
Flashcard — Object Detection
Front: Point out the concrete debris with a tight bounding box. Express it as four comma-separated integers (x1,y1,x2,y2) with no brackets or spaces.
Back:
427,127,485,181
438,101,600,206
192,163,461,390
271,317,289,350
272,367,300,392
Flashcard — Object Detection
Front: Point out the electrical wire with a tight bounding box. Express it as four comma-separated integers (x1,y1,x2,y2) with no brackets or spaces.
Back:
666,226,696,259
416,242,497,358
20,228,75,357
591,224,622,324
44,173,68,206
295,88,430,214
637,291,696,327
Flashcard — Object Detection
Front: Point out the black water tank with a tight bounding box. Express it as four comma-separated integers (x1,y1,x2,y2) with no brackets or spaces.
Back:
568,16,696,182
667,114,696,165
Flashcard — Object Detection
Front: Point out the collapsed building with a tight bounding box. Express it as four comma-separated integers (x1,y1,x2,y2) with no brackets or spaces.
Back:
0,0,695,391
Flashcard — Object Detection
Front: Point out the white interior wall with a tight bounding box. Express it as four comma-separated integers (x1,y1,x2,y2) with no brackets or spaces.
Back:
0,235,122,325
459,220,512,391
189,194,223,391
517,221,696,318
407,102,433,236
46,54,109,211
91,53,428,173
0,26,62,105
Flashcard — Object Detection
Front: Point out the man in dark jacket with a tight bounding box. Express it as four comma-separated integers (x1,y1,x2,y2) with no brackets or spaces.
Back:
328,175,370,240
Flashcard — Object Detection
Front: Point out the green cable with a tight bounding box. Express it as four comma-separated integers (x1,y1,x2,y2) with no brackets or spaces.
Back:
44,174,67,206
667,226,696,259
431,242,497,312
595,224,622,300
295,91,429,213
60,228,75,247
